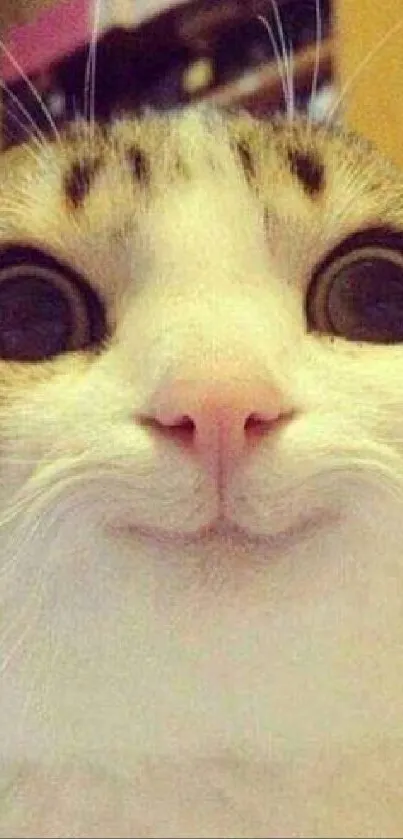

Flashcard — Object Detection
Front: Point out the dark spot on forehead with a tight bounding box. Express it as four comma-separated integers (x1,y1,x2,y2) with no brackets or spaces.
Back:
64,156,102,208
235,139,255,182
287,148,325,197
126,144,150,185
174,153,191,180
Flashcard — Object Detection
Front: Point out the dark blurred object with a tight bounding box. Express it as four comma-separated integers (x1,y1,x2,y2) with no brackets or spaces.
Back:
1,0,332,148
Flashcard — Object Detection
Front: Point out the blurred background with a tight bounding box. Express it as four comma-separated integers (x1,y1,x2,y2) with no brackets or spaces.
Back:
0,0,401,166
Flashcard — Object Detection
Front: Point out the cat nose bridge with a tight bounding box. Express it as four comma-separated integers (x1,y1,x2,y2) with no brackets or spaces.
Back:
145,364,292,478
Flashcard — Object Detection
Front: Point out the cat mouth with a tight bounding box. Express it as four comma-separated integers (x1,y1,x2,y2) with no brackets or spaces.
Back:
202,509,330,547
116,508,330,549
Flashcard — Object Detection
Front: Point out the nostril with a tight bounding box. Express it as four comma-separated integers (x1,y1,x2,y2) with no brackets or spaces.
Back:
244,411,278,431
244,412,266,431
168,414,195,431
168,414,195,439
154,413,196,446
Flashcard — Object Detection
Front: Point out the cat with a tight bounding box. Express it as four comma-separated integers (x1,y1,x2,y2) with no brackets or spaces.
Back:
1,105,403,837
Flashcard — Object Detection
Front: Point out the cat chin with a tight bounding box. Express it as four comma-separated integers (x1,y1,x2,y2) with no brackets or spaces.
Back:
4,740,403,839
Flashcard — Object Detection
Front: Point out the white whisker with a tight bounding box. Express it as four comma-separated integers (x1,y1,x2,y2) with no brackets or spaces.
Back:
0,472,61,537
1,124,55,169
84,0,102,142
17,643,55,734
0,78,48,151
256,14,289,119
286,33,295,123
0,601,42,677
0,122,45,164
0,36,61,144
0,451,104,540
268,0,294,122
0,536,47,664
0,477,78,678
0,503,47,582
307,0,322,134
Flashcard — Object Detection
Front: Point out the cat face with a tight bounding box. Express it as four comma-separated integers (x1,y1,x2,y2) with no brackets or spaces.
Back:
1,111,403,548
2,109,403,835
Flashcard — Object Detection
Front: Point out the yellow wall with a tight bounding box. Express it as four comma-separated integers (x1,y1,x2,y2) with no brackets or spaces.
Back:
336,0,403,167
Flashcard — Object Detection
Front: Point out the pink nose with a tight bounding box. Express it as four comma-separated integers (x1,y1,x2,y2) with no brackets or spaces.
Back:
148,375,290,480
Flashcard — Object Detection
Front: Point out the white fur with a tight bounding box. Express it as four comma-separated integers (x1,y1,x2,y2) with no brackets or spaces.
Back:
1,114,403,836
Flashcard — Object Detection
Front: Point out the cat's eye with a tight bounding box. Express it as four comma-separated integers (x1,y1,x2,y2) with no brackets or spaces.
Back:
0,246,106,361
306,227,403,343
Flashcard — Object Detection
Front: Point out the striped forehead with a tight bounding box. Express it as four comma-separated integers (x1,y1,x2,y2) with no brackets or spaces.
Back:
60,111,327,212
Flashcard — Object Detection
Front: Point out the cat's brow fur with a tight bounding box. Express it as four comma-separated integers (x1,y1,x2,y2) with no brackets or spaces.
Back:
1,108,403,837
57,110,395,203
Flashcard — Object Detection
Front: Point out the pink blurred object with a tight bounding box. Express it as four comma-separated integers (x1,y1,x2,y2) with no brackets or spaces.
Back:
0,0,193,83
1,0,91,82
